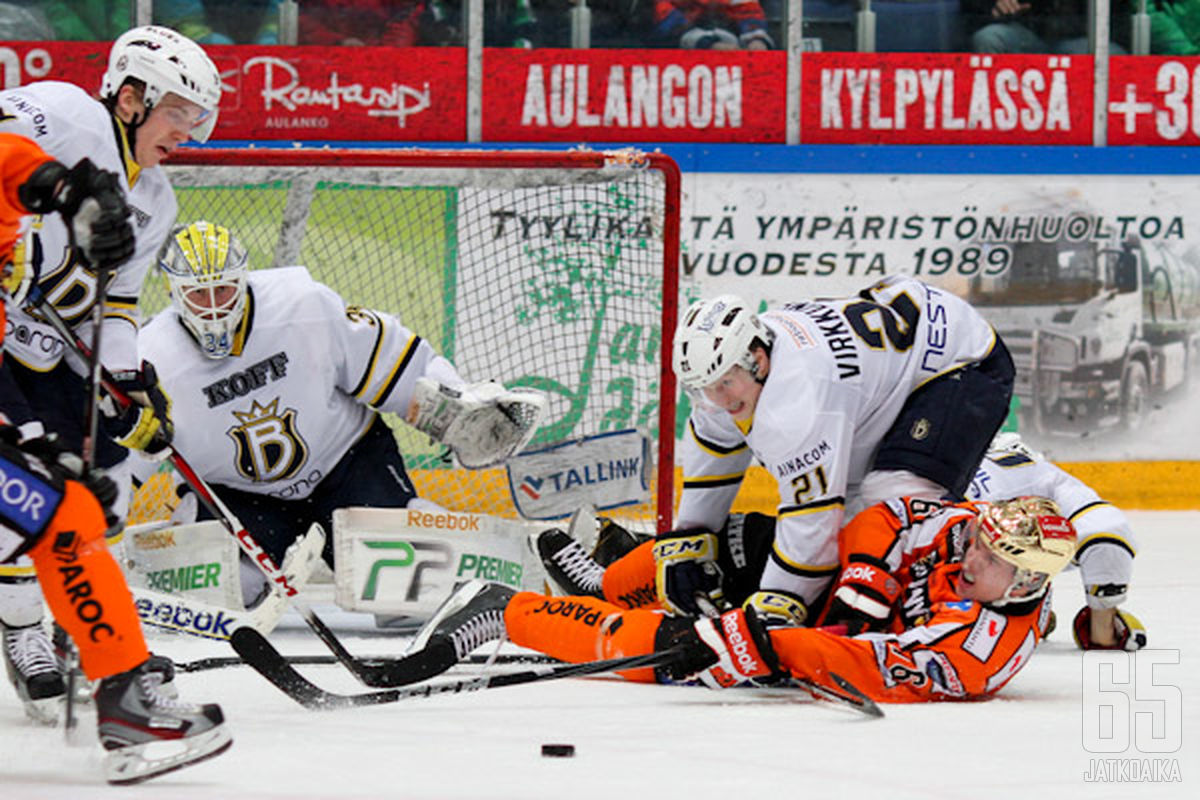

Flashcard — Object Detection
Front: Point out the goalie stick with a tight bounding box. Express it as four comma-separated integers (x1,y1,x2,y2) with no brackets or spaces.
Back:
231,627,686,711
24,287,374,685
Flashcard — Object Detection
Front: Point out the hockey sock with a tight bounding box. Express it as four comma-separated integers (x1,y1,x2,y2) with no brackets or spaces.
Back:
504,591,664,683
27,481,149,681
600,539,658,610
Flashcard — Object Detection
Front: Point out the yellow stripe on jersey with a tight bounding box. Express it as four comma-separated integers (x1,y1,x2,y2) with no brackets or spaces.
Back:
778,497,844,517
369,334,419,408
769,543,838,576
113,117,141,187
1076,532,1137,558
0,562,36,578
688,419,747,457
682,472,745,489
350,310,387,400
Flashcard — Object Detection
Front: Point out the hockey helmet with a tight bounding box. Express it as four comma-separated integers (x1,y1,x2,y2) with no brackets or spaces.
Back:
975,496,1077,603
101,25,221,142
672,295,770,391
158,221,249,359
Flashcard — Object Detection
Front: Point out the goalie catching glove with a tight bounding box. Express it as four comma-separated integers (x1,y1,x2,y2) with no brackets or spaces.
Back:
408,378,545,468
99,360,174,456
18,157,135,273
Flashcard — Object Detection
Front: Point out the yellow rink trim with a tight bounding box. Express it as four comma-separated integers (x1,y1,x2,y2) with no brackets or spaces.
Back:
717,462,1200,514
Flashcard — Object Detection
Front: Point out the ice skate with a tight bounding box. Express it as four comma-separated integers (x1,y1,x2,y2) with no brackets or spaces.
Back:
534,528,605,598
405,580,515,660
3,622,65,725
94,659,232,785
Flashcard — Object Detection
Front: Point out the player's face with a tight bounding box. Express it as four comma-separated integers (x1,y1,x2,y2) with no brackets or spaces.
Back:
955,530,1017,603
183,284,239,318
136,94,209,167
702,364,762,421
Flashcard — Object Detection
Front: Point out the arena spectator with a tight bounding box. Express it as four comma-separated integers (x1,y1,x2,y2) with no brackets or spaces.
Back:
963,0,1130,53
35,0,128,40
155,0,281,45
299,0,426,47
1148,0,1200,54
650,0,775,49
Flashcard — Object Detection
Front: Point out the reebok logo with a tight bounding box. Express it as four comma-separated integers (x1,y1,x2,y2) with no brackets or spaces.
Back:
841,564,877,583
722,613,763,676
405,510,481,531
134,597,237,640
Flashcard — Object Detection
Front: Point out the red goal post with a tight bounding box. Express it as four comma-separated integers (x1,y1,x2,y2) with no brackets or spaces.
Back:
132,147,680,534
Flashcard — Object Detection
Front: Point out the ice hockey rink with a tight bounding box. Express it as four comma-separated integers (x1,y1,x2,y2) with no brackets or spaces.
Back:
1,511,1195,799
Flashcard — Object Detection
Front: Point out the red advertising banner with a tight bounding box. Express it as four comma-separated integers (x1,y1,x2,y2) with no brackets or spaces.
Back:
1109,56,1200,146
0,42,467,140
482,48,786,143
801,52,1093,145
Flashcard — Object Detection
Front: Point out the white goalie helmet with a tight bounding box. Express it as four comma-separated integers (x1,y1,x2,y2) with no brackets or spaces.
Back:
101,25,222,142
159,221,249,359
672,294,770,391
975,496,1077,603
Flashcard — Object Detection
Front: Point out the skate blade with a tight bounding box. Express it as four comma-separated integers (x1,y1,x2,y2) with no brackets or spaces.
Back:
402,580,488,656
104,724,233,785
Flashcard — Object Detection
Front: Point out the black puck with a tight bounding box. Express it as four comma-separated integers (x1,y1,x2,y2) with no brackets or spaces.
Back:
541,743,575,758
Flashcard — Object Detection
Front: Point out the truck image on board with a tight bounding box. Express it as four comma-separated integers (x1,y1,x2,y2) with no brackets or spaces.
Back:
964,236,1200,435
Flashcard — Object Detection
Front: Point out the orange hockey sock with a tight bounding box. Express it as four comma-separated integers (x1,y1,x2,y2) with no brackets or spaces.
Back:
28,481,150,681
504,591,665,683
600,539,657,609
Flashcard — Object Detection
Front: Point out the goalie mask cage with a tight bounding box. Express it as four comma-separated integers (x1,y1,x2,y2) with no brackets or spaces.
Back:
133,148,680,534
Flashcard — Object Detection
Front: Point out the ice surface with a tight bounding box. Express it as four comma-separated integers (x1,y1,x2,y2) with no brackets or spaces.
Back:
2,511,1196,799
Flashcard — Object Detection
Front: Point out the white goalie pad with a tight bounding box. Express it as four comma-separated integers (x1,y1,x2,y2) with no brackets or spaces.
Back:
122,521,325,640
505,428,652,520
333,506,548,619
409,378,547,468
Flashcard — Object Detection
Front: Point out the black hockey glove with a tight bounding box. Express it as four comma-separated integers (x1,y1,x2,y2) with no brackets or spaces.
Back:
652,529,727,617
18,157,135,272
16,433,120,526
656,607,781,689
100,360,174,457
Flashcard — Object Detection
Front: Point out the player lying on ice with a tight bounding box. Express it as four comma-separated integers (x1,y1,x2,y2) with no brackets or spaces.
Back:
2,133,230,783
406,494,1076,702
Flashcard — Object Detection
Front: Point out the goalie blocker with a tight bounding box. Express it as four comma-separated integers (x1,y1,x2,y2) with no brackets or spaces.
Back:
408,379,546,469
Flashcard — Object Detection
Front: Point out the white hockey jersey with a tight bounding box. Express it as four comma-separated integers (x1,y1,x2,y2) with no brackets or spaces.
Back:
0,81,176,373
966,442,1137,606
677,276,1000,606
139,267,461,500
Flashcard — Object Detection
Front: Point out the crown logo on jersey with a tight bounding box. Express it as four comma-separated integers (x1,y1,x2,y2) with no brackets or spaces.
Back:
232,398,282,425
227,397,309,483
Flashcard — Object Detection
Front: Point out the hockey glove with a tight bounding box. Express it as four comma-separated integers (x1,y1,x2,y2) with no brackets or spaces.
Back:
99,360,174,456
1072,607,1147,651
19,158,135,272
408,378,546,468
663,607,781,689
653,529,726,617
16,433,120,526
823,556,902,635
743,589,810,628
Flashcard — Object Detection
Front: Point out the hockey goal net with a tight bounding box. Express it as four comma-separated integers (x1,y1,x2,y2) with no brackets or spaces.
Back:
130,148,680,534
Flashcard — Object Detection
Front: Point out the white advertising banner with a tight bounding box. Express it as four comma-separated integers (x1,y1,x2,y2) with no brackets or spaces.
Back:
678,173,1200,461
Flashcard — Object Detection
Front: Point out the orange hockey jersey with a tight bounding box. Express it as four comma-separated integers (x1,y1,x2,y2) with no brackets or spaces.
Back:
771,497,1054,702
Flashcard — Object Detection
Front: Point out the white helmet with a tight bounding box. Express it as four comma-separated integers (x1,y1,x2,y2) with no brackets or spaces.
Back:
101,25,221,142
975,496,1076,604
672,295,769,390
159,221,249,359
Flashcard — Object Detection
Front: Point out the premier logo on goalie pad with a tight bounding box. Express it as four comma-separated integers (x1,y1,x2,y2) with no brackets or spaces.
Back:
506,429,651,520
333,506,547,619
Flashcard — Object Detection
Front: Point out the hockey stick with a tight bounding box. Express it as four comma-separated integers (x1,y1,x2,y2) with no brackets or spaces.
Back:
23,288,373,683
63,268,113,739
175,651,559,674
790,674,885,719
231,627,686,711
